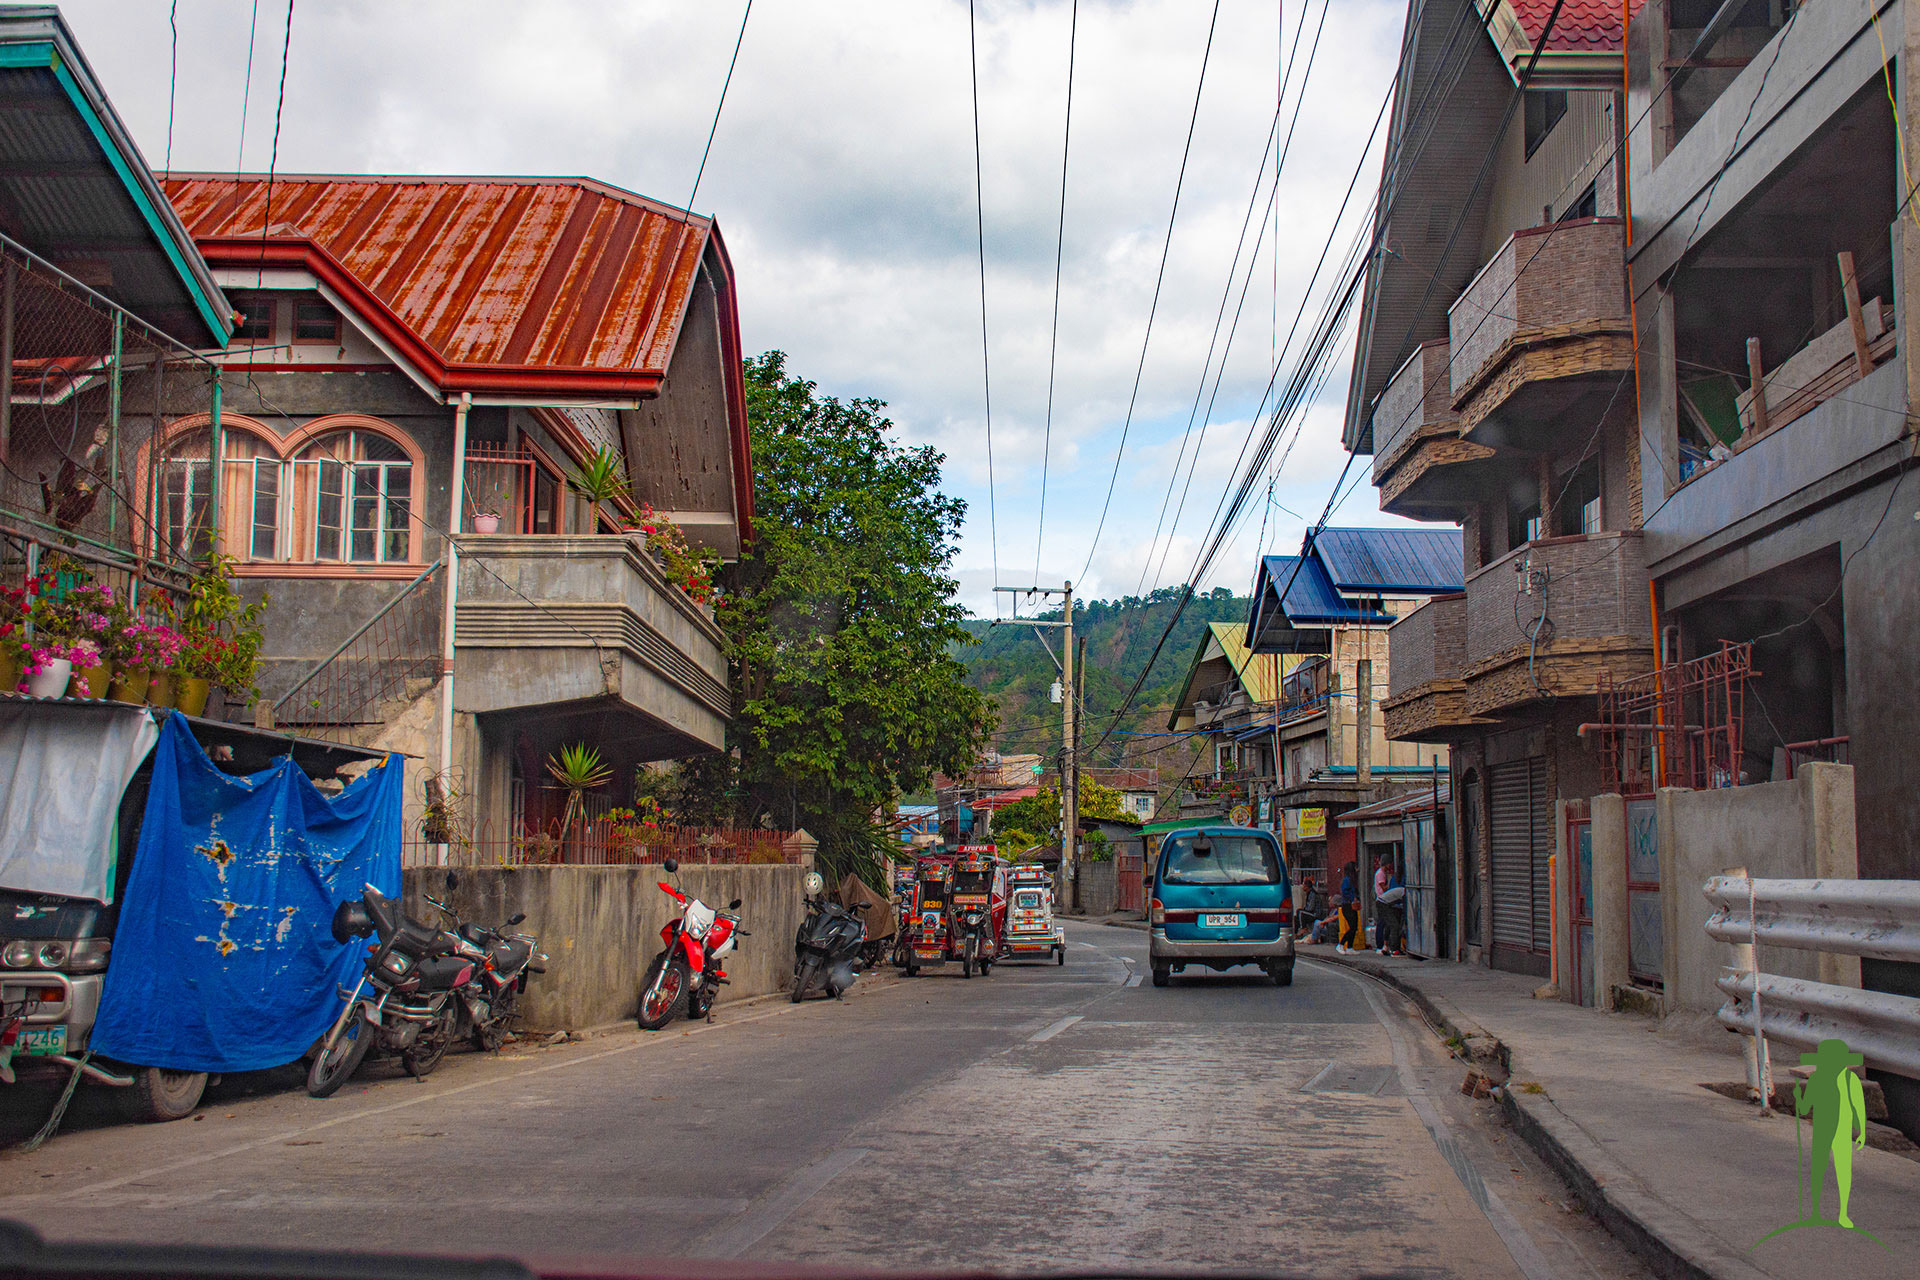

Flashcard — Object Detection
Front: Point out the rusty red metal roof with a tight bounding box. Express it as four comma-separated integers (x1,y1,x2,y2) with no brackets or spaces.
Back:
161,174,716,396
1508,0,1644,52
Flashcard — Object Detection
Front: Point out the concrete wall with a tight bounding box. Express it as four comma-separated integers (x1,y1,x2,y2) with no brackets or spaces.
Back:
1078,860,1117,918
402,862,814,1032
1658,764,1859,1016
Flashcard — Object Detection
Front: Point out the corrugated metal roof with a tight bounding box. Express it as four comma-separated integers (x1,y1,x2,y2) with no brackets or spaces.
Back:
163,175,713,383
1314,527,1464,593
1247,554,1394,632
1335,782,1450,825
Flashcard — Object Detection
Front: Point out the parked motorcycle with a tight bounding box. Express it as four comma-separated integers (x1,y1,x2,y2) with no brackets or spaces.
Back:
791,870,867,1003
308,885,476,1098
637,859,746,1031
421,877,546,1055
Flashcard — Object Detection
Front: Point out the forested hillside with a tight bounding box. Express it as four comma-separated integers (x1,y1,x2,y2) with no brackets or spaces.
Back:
957,586,1251,771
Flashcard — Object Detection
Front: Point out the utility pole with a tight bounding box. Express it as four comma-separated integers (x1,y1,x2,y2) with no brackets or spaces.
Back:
1073,632,1086,912
992,582,1077,909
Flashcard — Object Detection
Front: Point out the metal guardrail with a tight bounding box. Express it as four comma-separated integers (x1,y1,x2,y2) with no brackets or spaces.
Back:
1704,875,1920,1080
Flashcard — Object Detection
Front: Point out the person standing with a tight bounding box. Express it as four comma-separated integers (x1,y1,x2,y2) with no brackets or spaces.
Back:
1379,863,1408,956
1373,860,1390,952
1336,865,1362,953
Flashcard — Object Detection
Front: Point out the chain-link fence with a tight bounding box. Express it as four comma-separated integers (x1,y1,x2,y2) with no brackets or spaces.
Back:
0,232,219,603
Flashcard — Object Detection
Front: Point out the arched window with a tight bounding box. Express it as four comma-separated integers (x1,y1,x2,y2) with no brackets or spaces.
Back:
153,415,420,568
292,429,413,563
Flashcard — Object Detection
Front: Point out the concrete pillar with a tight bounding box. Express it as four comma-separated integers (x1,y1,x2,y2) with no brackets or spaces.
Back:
1904,0,1920,446
1590,792,1631,1010
1657,787,1682,995
1804,762,1861,989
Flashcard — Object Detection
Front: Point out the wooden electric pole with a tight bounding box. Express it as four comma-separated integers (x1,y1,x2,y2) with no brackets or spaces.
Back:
992,582,1077,909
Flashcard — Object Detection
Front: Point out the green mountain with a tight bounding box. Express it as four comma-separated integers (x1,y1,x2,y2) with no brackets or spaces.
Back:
956,586,1251,769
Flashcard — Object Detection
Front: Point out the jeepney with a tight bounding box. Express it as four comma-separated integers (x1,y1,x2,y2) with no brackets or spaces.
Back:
1000,864,1065,964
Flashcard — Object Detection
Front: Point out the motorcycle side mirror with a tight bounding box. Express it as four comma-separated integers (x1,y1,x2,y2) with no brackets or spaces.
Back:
508,912,527,926
729,898,743,910
444,871,457,892
663,857,679,873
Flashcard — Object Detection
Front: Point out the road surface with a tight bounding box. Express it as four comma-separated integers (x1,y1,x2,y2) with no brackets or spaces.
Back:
0,922,1645,1276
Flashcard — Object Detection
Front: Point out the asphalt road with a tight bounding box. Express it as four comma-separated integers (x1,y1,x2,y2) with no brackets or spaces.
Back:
0,923,1647,1277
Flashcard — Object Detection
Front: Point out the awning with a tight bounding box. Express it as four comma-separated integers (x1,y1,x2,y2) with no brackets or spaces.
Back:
1334,783,1452,827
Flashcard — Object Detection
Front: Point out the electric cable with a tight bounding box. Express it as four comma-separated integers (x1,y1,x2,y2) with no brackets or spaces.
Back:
686,1,753,215
1032,0,1077,587
967,0,1001,591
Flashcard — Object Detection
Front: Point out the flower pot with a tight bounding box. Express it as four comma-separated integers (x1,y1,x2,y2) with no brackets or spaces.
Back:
147,671,177,709
472,513,502,534
75,663,112,700
110,667,152,704
27,658,72,699
175,676,211,717
0,651,20,695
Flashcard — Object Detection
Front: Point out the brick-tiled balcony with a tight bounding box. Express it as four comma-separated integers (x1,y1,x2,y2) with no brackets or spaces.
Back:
1381,592,1492,742
1460,532,1653,716
1449,218,1631,453
1371,340,1496,520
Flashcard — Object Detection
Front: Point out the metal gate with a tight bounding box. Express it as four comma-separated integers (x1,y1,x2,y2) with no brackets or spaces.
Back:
1625,796,1662,988
1407,815,1439,958
1569,812,1594,1006
1489,758,1550,967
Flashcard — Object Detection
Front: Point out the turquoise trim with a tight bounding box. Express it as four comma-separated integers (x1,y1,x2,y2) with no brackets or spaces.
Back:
0,40,229,345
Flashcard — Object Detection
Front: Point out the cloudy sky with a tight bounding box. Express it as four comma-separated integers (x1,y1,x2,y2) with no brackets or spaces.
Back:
53,0,1421,616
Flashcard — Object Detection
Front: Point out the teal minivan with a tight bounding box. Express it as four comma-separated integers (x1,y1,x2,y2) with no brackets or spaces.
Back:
1147,826,1293,987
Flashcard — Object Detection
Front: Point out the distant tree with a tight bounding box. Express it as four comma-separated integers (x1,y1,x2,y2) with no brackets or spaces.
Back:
697,352,993,880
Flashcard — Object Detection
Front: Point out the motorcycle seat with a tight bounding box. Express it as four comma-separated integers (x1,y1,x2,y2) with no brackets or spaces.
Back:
397,918,457,957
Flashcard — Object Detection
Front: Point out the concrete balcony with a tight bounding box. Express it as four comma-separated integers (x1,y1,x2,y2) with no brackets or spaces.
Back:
1371,340,1495,520
1381,593,1492,743
1461,531,1653,717
452,535,729,756
1449,218,1632,453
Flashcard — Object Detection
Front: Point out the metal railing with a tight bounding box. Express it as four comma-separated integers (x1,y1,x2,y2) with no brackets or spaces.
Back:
1705,875,1920,1079
271,560,442,739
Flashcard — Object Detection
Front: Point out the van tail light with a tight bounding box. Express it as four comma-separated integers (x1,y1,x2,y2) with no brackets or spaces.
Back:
1149,897,1165,926
1278,905,1292,927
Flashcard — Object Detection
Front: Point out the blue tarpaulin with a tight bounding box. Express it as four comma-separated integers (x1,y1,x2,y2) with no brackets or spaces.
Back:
91,716,403,1073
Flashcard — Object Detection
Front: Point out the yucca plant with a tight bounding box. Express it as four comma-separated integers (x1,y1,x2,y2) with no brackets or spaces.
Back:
572,447,629,531
546,742,612,851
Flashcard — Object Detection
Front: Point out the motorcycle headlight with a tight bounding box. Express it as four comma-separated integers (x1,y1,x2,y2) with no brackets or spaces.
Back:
685,915,712,941
381,952,414,975
2,941,33,968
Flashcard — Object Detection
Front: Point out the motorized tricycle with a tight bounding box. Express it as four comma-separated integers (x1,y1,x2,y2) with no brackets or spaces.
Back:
948,847,1004,979
999,864,1065,965
903,855,954,977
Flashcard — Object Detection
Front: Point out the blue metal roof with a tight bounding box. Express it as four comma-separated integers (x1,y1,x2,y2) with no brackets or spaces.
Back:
1313,527,1463,594
1247,554,1392,632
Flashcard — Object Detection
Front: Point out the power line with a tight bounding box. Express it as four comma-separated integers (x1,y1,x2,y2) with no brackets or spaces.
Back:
686,1,754,214
164,2,178,173
234,0,262,180
1032,0,1077,588
1077,0,1223,586
967,0,1001,591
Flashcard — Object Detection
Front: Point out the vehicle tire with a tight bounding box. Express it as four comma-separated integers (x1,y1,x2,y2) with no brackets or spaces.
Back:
906,959,920,977
791,956,819,1004
1269,961,1294,988
402,1003,457,1078
1055,946,1065,966
637,953,690,1030
961,936,975,979
472,987,516,1053
125,1065,208,1122
306,1006,376,1098
1150,964,1170,988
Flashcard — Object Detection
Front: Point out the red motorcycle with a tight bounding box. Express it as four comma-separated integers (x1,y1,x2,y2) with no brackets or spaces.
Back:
637,858,747,1030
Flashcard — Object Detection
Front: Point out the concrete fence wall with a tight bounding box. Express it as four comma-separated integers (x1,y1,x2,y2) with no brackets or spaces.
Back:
402,862,813,1032
1659,763,1858,1015
1077,861,1117,917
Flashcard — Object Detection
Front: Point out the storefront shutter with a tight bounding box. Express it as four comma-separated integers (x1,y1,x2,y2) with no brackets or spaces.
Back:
1488,760,1536,952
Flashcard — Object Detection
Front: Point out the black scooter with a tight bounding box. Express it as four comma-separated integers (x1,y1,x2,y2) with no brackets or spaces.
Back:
791,870,867,1002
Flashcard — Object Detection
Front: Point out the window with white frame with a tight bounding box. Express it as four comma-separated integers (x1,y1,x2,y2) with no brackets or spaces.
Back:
160,423,416,566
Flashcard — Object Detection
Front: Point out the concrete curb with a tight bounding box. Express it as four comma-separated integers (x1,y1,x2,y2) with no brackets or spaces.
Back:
1303,947,1771,1280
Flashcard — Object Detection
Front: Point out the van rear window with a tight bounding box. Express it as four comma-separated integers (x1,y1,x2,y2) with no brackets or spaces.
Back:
1160,836,1283,886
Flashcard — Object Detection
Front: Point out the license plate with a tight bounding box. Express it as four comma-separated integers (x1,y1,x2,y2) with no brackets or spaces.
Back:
914,949,942,960
18,1025,66,1056
1201,913,1244,928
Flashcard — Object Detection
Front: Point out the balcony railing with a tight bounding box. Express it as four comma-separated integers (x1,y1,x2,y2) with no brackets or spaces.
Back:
1387,593,1466,699
1371,340,1457,479
453,534,728,750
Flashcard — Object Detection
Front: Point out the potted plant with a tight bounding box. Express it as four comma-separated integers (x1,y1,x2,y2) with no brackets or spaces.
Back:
628,503,721,606
470,490,506,535
67,582,124,698
546,742,612,856
571,447,629,532
0,623,21,694
64,636,108,699
109,621,177,704
176,556,267,715
24,640,75,698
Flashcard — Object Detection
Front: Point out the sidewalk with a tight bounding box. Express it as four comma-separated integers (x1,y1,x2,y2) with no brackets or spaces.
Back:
1303,942,1920,1280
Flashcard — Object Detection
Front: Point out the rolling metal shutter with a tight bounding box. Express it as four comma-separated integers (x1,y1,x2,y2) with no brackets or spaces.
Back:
1488,758,1549,954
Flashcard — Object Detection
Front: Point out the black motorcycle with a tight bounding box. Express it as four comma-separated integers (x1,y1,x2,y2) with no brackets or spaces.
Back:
308,884,476,1097
791,870,867,1002
421,877,545,1055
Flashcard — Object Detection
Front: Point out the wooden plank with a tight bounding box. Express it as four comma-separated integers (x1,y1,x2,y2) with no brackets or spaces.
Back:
1839,251,1874,380
1736,300,1890,432
1745,338,1770,436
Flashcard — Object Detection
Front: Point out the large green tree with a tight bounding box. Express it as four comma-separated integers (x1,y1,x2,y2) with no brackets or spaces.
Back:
708,352,992,867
